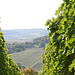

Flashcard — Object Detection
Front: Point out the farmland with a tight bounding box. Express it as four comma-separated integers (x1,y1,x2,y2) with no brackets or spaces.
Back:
2,28,49,41
11,48,46,72
4,28,48,72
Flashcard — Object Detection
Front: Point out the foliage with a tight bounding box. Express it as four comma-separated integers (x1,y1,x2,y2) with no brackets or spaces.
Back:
21,67,34,75
0,29,23,75
39,0,75,75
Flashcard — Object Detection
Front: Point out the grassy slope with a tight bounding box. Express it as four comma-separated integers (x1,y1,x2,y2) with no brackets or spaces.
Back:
11,48,46,72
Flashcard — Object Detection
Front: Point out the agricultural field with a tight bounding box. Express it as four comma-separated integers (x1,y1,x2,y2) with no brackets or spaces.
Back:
11,48,46,72
2,28,48,41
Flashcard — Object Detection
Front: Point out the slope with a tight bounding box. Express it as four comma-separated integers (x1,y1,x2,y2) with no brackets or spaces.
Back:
11,48,46,72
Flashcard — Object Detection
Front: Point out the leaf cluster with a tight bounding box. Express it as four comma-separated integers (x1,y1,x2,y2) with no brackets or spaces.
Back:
39,0,75,75
0,29,23,75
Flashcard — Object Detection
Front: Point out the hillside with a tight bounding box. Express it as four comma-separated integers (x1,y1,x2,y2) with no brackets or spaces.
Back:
6,35,49,54
11,48,46,72
33,35,49,48
2,28,49,42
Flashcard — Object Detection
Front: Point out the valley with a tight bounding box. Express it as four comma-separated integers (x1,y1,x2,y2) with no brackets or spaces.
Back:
3,28,49,73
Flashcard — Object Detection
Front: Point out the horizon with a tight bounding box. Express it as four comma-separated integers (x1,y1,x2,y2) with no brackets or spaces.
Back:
1,28,47,30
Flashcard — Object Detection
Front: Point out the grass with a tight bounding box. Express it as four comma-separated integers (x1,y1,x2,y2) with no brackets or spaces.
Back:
11,48,46,72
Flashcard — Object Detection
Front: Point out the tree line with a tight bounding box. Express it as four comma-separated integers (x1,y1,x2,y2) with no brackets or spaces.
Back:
6,35,49,54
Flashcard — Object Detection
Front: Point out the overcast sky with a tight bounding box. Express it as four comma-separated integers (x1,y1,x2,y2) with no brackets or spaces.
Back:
0,0,63,30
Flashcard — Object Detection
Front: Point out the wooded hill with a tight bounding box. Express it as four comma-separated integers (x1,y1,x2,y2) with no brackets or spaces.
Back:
6,35,49,54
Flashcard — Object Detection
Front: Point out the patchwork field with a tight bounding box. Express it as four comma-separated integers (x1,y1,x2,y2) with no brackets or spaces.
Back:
11,48,46,72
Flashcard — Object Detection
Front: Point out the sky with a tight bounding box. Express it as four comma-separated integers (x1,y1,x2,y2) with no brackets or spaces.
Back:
0,0,63,30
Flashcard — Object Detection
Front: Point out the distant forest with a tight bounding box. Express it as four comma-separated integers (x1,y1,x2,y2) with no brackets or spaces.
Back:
6,35,49,54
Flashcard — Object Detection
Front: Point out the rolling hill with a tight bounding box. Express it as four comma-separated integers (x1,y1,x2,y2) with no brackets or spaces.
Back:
2,28,49,42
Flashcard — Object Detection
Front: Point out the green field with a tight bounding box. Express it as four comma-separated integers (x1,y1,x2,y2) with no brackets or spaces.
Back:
11,48,46,72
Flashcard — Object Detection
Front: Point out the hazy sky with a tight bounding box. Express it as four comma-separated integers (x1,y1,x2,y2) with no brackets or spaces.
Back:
0,0,63,30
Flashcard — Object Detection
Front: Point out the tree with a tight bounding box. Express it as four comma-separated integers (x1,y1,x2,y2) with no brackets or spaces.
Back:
39,42,45,48
39,0,75,75
25,42,34,48
0,28,23,75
